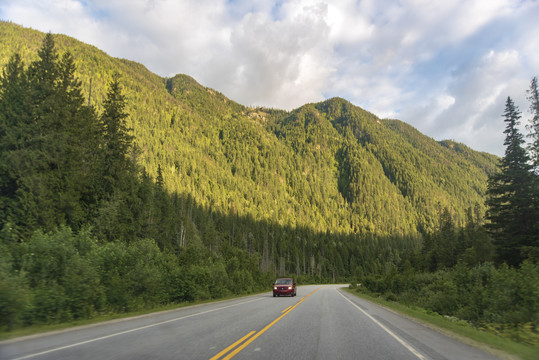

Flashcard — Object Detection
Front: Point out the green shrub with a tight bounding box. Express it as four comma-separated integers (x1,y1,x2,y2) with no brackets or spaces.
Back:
25,281,71,324
0,250,29,329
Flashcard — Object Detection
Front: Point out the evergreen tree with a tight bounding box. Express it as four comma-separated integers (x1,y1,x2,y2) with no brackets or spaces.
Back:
0,34,100,232
156,164,164,188
99,72,134,196
525,77,539,260
527,76,539,173
92,72,138,242
56,51,101,225
0,53,31,228
486,97,534,266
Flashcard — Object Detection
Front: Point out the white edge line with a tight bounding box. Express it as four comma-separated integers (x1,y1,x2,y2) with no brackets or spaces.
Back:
337,289,427,360
12,298,263,360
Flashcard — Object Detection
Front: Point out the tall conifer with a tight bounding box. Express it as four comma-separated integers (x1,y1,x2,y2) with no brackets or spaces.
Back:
527,76,539,173
486,97,534,266
0,34,100,232
525,77,539,258
0,54,31,228
100,72,134,195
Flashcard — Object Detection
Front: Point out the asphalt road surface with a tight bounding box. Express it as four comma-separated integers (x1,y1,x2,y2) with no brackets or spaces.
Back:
0,284,501,360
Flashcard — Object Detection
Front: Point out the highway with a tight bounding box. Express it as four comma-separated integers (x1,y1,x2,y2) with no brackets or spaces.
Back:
0,284,500,360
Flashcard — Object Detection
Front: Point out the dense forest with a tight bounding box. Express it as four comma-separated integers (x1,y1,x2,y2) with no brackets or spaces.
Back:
0,22,536,347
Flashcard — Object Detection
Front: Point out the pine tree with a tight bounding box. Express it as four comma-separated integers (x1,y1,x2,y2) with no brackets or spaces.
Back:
0,53,31,228
99,72,134,195
156,164,164,188
56,51,101,225
1,33,66,232
486,97,534,266
92,72,138,242
527,76,539,173
0,34,101,233
28,35,100,230
525,77,539,260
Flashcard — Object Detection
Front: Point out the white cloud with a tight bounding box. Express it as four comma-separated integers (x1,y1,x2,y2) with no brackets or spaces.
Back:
415,48,526,156
326,0,374,44
202,2,333,109
1,0,537,155
1,0,100,39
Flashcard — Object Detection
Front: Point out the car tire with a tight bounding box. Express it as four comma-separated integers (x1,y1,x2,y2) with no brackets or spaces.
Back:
273,293,276,297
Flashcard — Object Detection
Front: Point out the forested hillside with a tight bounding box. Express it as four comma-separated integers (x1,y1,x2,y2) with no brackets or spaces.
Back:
0,21,498,238
4,22,536,344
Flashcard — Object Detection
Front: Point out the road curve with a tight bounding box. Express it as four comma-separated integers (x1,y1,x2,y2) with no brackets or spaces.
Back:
0,284,501,360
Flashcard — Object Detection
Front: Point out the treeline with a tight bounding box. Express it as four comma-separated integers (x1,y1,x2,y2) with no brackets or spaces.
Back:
1,228,267,326
354,80,539,342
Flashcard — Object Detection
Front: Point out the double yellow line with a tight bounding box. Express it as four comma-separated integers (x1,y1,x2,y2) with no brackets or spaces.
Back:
209,288,320,360
208,331,256,360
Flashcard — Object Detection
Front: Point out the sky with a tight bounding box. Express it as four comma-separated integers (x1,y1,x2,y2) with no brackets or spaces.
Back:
1,0,538,156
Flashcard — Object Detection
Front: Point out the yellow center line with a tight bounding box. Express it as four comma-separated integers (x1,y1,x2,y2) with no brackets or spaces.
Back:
219,287,321,360
281,305,292,313
209,331,256,360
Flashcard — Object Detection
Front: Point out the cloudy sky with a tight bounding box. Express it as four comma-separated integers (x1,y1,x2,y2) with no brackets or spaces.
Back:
1,0,538,156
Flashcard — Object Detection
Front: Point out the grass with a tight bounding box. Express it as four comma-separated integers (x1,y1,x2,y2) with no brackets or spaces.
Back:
344,288,538,360
0,291,264,342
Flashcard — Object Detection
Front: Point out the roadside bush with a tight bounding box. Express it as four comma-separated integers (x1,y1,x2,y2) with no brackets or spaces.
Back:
360,261,538,330
166,266,196,302
25,281,71,324
95,238,169,311
421,272,460,315
208,259,230,298
0,247,29,330
18,227,105,323
485,262,538,326
230,269,254,295
63,255,104,319
126,238,168,305
22,228,78,288
453,263,492,323
187,265,211,300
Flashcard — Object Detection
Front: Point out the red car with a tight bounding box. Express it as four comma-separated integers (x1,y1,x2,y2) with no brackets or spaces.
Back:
273,278,296,297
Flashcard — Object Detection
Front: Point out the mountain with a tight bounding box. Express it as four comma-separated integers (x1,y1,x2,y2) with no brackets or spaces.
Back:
0,21,498,239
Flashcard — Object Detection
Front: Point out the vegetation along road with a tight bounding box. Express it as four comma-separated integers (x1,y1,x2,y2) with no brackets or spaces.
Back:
0,285,500,360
